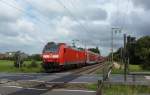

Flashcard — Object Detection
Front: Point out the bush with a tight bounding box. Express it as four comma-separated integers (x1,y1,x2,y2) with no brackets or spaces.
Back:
14,60,24,68
28,60,38,68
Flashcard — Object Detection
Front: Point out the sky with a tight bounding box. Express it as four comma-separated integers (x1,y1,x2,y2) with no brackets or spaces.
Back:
0,0,150,56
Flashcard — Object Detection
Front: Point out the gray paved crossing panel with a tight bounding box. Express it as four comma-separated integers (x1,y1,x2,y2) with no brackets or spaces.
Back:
43,90,96,95
0,86,95,95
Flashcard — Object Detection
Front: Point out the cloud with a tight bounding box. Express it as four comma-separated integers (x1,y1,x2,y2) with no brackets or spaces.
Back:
76,7,107,21
0,0,149,56
0,1,21,22
0,22,19,37
132,0,150,10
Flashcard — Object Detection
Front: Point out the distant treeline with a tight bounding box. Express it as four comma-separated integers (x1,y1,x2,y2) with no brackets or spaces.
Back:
78,47,101,54
1,47,101,61
27,54,42,61
113,36,150,70
0,54,42,61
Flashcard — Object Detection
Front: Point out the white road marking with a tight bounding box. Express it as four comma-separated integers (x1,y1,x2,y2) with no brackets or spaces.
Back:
26,88,47,91
46,82,65,84
25,80,65,84
52,89,96,93
28,80,45,83
145,76,150,80
2,86,23,89
69,82,94,84
2,86,47,91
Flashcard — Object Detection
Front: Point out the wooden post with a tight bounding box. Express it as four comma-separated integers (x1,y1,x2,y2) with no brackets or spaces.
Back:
96,80,103,95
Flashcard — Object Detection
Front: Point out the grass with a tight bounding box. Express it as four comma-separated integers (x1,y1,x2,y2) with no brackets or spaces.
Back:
0,60,43,73
87,84,150,95
96,61,149,74
129,64,145,72
91,62,150,94
111,64,149,74
0,60,149,73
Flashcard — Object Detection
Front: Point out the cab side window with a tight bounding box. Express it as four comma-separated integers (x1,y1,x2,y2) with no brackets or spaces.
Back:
64,48,66,53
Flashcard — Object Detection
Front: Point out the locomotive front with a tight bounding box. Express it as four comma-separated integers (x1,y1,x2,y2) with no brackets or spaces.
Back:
42,42,60,70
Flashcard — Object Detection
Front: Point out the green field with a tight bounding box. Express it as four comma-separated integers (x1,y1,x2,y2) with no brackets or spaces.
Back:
111,64,144,74
87,84,150,95
0,60,43,73
0,60,149,73
96,61,149,74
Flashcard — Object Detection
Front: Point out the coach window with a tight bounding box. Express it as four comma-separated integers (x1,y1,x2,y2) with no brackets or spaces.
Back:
64,48,66,53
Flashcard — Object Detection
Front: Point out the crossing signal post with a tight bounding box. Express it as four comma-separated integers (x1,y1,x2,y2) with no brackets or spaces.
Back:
124,34,136,81
124,34,127,81
111,28,121,64
72,39,79,48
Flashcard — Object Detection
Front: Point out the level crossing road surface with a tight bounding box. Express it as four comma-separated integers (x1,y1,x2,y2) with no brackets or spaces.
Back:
0,73,150,95
0,86,96,95
0,73,150,83
0,73,102,83
0,72,98,95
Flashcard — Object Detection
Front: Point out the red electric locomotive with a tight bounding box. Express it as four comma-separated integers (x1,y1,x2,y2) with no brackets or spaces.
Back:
42,42,102,72
42,42,87,71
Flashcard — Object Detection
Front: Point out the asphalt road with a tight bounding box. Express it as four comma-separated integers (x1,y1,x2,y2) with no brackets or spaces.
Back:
0,73,102,83
0,86,96,95
0,73,150,95
0,73,98,95
0,73,150,84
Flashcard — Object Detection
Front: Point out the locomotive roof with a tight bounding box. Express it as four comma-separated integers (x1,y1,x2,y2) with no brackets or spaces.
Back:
46,42,99,55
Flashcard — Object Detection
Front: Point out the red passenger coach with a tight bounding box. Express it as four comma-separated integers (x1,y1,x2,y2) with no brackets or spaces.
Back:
42,42,103,72
86,51,99,64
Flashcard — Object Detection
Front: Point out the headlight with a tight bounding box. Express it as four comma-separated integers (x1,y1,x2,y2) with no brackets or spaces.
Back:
43,55,50,58
52,55,59,58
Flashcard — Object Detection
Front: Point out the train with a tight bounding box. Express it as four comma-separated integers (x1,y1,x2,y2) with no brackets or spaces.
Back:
42,42,105,72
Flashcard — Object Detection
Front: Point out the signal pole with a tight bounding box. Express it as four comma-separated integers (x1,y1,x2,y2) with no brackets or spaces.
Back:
72,39,79,48
111,28,121,63
124,34,127,81
111,28,114,63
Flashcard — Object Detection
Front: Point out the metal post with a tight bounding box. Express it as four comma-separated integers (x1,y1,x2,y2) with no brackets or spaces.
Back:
84,40,87,64
124,34,127,81
111,28,114,64
111,28,121,64
120,48,122,61
18,52,21,69
127,57,129,73
102,66,105,81
84,40,87,50
72,40,76,47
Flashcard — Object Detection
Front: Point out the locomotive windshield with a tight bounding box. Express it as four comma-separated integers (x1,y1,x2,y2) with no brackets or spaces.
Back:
43,42,59,53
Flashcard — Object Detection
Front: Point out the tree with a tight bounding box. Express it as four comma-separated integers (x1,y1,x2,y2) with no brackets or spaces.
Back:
112,36,150,70
78,47,84,50
88,47,101,54
134,36,150,69
113,48,123,62
29,54,42,61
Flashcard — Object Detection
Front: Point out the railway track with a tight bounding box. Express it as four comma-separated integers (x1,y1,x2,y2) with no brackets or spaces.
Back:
0,62,107,92
42,63,107,91
71,62,106,75
43,62,107,91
